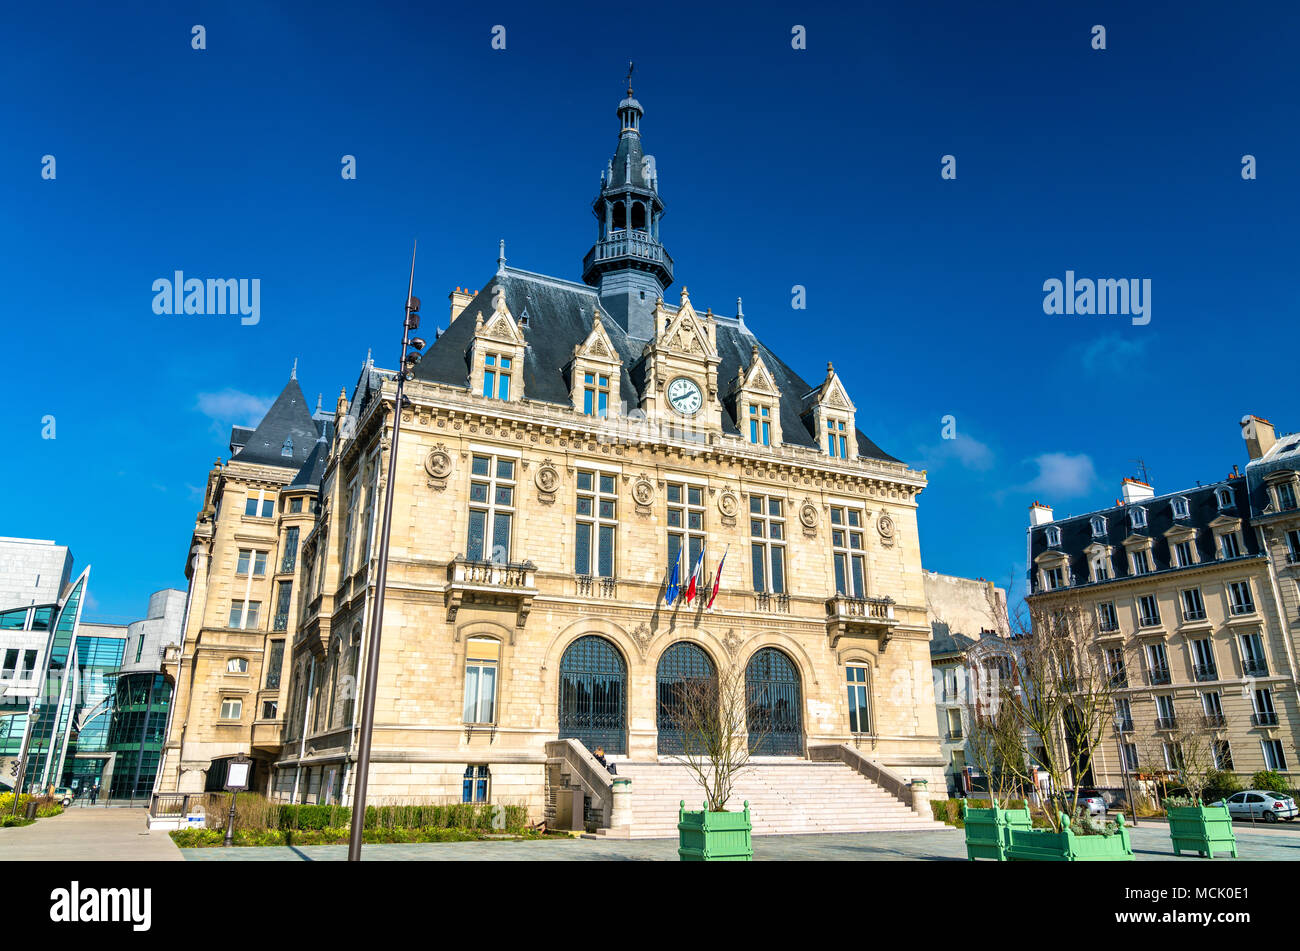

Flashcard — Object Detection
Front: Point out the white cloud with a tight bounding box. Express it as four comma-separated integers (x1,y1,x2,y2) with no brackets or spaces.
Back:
1078,334,1150,375
195,389,272,428
1020,452,1097,498
914,432,995,472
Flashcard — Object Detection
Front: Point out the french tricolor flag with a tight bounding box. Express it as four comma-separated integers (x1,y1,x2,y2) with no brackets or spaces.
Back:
706,545,728,610
684,543,706,605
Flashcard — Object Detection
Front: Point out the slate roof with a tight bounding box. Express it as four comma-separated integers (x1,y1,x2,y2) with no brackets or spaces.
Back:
1245,428,1300,521
1026,479,1263,594
929,621,978,659
229,378,320,469
412,266,900,463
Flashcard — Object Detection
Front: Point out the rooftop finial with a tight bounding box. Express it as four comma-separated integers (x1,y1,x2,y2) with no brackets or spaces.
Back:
291,357,298,380
736,297,744,317
498,238,506,274
366,347,373,368
626,60,635,97
316,393,322,414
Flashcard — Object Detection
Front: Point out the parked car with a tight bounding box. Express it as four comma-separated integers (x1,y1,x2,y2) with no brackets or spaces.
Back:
1222,790,1298,822
1077,793,1107,816
51,786,76,807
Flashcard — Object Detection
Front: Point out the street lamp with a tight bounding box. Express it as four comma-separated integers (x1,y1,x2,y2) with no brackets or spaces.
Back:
348,244,421,862
223,753,251,847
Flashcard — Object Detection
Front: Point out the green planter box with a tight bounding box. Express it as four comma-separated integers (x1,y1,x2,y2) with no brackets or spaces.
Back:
678,800,753,862
1165,801,1237,859
1007,812,1134,861
961,802,1032,861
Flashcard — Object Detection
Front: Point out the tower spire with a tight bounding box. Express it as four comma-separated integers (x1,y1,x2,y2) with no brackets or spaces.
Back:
582,79,672,341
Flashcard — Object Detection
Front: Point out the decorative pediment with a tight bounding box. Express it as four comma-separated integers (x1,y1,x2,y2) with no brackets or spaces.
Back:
1122,533,1154,551
1034,548,1069,567
733,344,778,396
1207,514,1242,533
814,365,856,414
477,298,526,346
1163,522,1197,542
573,308,620,365
657,289,715,360
1083,541,1112,558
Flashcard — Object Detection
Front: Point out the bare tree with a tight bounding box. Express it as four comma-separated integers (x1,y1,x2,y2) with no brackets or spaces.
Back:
669,662,769,812
1138,699,1219,805
987,592,1128,831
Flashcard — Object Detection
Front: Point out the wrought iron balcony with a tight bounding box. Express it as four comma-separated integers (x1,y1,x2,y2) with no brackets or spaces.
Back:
756,591,790,613
1155,716,1178,731
1243,659,1269,677
1139,613,1161,628
1108,670,1128,688
826,594,898,649
445,557,538,627
946,728,964,741
272,611,289,632
1230,601,1256,616
1252,711,1279,727
1183,609,1207,621
1200,713,1227,730
1114,717,1135,733
1193,663,1218,682
582,230,674,284
575,575,617,599
1287,551,1300,565
1146,665,1172,686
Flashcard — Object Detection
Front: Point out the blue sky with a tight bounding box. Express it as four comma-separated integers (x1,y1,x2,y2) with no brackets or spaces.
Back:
1,1,1296,622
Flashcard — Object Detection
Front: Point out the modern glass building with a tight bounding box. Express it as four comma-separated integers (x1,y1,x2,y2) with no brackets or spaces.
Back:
106,672,173,798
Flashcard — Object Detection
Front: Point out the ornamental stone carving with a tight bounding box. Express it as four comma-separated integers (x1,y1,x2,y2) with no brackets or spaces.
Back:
718,489,740,525
799,499,819,536
877,511,896,548
632,477,655,510
535,459,560,503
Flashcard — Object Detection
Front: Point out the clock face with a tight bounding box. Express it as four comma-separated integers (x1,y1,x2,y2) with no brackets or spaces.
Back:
666,377,703,416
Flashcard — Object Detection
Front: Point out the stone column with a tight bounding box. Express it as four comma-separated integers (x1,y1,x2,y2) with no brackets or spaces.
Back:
609,776,633,831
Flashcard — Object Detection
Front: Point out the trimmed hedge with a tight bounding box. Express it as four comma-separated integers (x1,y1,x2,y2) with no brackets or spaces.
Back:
170,825,543,848
274,802,528,833
931,798,1030,828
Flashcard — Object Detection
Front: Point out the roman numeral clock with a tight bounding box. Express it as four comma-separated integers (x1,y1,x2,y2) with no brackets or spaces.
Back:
666,376,703,416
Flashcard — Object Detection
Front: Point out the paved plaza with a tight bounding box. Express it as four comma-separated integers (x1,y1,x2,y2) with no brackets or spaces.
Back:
4,810,1297,861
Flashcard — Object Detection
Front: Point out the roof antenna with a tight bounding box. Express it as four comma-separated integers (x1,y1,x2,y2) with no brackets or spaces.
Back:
1130,458,1151,484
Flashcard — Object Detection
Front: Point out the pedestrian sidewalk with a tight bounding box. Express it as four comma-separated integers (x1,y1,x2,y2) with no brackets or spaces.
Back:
0,807,183,861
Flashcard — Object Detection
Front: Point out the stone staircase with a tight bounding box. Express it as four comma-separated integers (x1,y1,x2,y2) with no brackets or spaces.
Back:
601,760,950,838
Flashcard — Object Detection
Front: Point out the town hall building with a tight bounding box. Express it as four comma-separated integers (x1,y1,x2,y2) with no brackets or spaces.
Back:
156,85,945,833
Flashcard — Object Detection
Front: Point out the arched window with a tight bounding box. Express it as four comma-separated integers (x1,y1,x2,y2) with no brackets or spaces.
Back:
1129,506,1147,529
1172,497,1190,520
558,635,627,754
631,201,647,231
656,642,717,754
1045,526,1061,548
612,203,627,230
226,657,248,674
325,638,341,729
1217,488,1234,510
341,627,362,726
1091,516,1107,537
745,647,803,755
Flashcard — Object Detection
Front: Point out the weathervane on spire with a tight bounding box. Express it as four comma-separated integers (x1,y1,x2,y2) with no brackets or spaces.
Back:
626,60,635,96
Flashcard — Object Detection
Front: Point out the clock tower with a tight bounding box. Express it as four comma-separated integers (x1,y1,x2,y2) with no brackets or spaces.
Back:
581,77,673,342
639,286,723,435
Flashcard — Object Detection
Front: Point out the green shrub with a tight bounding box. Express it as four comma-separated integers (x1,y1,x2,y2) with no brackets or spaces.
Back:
0,815,35,828
1250,770,1290,794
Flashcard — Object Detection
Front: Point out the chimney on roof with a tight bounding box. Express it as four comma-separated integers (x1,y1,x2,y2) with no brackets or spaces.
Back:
449,287,473,324
1028,501,1054,526
1121,477,1154,504
1241,414,1276,460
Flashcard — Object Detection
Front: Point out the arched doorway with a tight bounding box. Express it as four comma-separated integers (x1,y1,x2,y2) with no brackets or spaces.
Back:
746,647,803,755
656,642,717,755
557,635,627,755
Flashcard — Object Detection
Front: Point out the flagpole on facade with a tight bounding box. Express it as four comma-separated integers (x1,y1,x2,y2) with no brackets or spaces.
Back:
348,243,423,862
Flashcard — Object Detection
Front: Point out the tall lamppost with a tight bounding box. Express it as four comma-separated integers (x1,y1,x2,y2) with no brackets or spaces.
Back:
347,245,424,862
222,753,251,846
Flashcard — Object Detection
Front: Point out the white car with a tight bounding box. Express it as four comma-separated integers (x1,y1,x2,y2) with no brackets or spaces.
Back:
1222,790,1298,822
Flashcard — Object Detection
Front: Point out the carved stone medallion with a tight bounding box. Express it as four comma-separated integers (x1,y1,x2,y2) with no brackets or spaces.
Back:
535,459,560,504
718,489,740,526
632,476,655,513
799,499,819,536
877,512,896,548
424,445,453,489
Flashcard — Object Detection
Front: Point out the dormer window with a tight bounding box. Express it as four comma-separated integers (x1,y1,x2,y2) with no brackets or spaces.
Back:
1045,526,1061,548
1216,487,1234,510
1220,531,1243,559
1276,482,1298,512
482,354,511,400
583,373,610,417
1132,550,1151,575
1092,555,1110,582
1172,496,1190,520
1129,506,1147,530
281,437,293,458
749,404,772,446
827,419,848,459
1091,516,1107,538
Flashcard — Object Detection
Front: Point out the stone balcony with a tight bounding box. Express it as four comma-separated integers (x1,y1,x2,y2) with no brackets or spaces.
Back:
825,594,898,649
445,557,539,628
